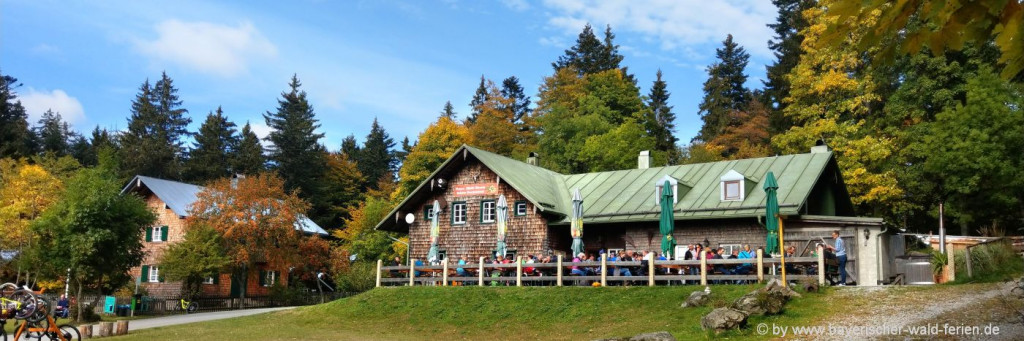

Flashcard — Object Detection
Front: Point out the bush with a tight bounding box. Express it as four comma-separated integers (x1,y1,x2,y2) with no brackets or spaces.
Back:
335,261,377,293
70,302,101,322
954,240,1024,282
269,283,310,306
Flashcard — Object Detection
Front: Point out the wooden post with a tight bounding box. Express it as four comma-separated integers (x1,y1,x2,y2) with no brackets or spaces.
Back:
817,245,825,286
600,256,607,287
648,257,655,287
442,260,449,286
700,254,708,286
409,259,416,286
965,247,973,278
557,255,563,287
81,324,93,338
946,243,956,282
756,249,764,282
478,257,485,287
376,259,382,288
115,320,129,335
778,216,787,287
516,256,523,287
98,322,113,337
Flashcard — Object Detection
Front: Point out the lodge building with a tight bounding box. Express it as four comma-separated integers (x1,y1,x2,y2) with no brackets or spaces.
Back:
376,145,893,286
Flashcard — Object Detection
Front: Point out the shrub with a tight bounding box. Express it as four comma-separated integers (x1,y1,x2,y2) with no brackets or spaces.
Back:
335,261,377,293
954,240,1024,282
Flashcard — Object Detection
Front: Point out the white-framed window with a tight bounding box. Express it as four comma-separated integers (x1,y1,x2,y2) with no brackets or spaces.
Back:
452,202,467,225
723,180,741,200
515,201,527,216
148,266,160,283
264,271,277,287
720,244,743,257
481,200,496,223
203,276,215,285
720,170,748,201
152,225,164,242
423,205,434,220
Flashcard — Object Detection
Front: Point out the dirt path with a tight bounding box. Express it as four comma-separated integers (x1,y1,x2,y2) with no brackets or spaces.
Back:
813,282,1023,340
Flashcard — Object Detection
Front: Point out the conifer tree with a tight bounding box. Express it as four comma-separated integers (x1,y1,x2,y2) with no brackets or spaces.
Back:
763,0,816,134
0,72,35,159
553,24,627,78
119,74,191,180
467,76,488,124
646,70,677,160
357,118,397,188
185,107,238,183
35,109,73,156
440,101,457,120
340,134,360,158
232,122,265,176
500,76,532,124
696,34,751,142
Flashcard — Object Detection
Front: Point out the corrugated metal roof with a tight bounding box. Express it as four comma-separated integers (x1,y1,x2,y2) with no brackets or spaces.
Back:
121,175,328,236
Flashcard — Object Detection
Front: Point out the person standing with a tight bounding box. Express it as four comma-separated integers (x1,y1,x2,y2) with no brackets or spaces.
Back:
825,230,847,286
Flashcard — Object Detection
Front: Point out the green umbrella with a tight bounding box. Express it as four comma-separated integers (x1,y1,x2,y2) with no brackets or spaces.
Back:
763,172,780,255
427,200,440,262
570,188,584,257
659,180,676,258
495,195,508,257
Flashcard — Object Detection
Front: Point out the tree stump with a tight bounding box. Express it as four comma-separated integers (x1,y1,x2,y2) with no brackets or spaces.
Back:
80,324,93,338
98,322,113,337
115,320,129,335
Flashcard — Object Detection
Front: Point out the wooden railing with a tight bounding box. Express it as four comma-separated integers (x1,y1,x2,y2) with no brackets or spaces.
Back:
376,246,830,287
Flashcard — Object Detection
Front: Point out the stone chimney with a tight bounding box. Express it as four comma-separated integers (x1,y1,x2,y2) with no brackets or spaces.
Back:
527,152,540,166
810,139,831,154
638,150,651,169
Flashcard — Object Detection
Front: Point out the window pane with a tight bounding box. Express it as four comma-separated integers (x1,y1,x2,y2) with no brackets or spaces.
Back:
725,181,740,200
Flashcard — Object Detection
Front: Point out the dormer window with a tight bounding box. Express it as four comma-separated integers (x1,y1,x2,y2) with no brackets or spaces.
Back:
720,170,751,202
654,175,679,205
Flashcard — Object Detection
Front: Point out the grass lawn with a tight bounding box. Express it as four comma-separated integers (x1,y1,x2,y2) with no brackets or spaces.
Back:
106,283,836,341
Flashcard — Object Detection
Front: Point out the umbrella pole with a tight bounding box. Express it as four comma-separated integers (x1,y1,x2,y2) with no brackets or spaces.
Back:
778,216,786,287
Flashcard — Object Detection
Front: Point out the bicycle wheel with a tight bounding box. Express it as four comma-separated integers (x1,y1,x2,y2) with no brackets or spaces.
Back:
40,325,79,341
26,296,49,324
186,302,197,314
0,283,17,297
10,290,38,320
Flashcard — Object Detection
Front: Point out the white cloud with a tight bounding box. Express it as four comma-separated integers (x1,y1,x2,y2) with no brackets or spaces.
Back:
19,88,86,126
540,0,776,60
501,0,530,11
248,122,275,148
136,19,277,77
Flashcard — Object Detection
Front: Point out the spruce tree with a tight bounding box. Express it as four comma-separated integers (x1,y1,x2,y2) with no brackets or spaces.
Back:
553,24,629,79
467,76,488,124
357,118,397,188
263,75,328,223
340,134,360,158
69,135,93,166
696,34,751,142
763,0,815,134
119,77,191,180
0,72,35,158
646,70,677,157
440,101,457,119
35,109,73,156
152,72,192,174
500,76,532,124
185,107,238,183
232,122,265,176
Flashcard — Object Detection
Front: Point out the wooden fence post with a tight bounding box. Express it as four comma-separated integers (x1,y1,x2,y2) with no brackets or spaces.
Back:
478,257,485,287
98,322,113,337
80,324,93,338
700,255,707,286
442,260,449,286
946,243,956,282
817,245,825,286
600,256,607,287
557,255,563,287
756,249,764,282
648,258,655,287
409,259,416,286
965,246,973,278
516,256,522,287
115,320,129,335
376,259,382,288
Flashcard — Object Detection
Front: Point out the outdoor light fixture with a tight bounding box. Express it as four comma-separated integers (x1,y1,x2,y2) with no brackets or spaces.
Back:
864,228,870,241
703,238,710,247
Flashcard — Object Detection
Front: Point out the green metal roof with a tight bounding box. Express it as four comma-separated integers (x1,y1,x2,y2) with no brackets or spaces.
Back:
376,145,852,231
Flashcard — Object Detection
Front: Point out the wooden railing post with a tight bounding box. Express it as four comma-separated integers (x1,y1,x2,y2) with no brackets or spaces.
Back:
409,259,416,286
756,249,764,283
442,260,449,286
600,256,607,287
557,255,563,286
376,259,382,288
946,242,956,282
700,255,707,286
478,257,485,287
817,246,825,286
966,246,974,278
648,258,655,287
516,256,523,287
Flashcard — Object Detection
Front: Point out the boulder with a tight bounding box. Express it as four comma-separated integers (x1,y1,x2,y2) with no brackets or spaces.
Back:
628,331,676,341
681,290,711,308
803,281,819,293
764,278,802,299
700,308,748,333
732,290,786,316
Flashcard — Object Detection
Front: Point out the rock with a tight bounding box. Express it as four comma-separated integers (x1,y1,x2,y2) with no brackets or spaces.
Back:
701,308,748,333
764,278,802,299
803,281,819,293
681,290,711,308
732,290,786,315
628,331,676,341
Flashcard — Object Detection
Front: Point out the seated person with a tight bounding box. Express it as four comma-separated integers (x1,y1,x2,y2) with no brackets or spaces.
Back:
456,256,467,276
56,294,70,318
570,253,586,276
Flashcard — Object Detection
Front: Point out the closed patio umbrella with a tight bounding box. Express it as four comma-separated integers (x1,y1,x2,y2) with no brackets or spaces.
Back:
571,188,584,257
659,180,676,258
496,195,508,257
763,172,780,255
427,200,441,262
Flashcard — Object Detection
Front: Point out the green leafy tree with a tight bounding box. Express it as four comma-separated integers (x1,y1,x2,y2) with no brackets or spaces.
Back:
696,34,752,142
467,80,527,158
232,122,265,175
763,0,816,134
334,180,399,262
323,151,365,229
32,162,155,321
357,118,397,188
0,71,35,158
185,107,238,183
159,224,231,298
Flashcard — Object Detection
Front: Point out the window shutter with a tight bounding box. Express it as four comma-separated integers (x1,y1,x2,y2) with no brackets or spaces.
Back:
161,225,169,241
213,274,220,284
275,271,282,286
158,267,165,282
141,265,149,280
259,270,266,287
145,227,152,242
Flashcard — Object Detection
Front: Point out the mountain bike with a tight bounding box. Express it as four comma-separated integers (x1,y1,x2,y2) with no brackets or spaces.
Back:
180,298,198,314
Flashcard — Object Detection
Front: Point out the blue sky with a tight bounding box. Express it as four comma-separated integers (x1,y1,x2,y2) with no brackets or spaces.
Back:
1,0,777,149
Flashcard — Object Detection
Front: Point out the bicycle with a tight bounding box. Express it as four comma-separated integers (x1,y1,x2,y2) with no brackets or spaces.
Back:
179,298,198,314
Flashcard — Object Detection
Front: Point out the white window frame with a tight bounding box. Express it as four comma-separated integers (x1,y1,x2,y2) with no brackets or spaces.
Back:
148,266,160,283
152,225,163,242
452,203,467,225
203,276,215,285
515,202,527,216
720,244,743,256
723,180,742,201
263,271,277,287
481,200,496,223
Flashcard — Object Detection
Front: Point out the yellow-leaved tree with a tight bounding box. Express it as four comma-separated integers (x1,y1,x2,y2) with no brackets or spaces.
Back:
394,116,468,200
0,160,64,283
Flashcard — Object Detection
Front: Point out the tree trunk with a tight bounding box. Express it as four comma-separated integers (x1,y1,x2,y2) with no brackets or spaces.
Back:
76,279,83,323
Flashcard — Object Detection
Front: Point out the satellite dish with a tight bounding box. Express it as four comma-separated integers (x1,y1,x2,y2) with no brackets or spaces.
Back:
405,213,415,224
